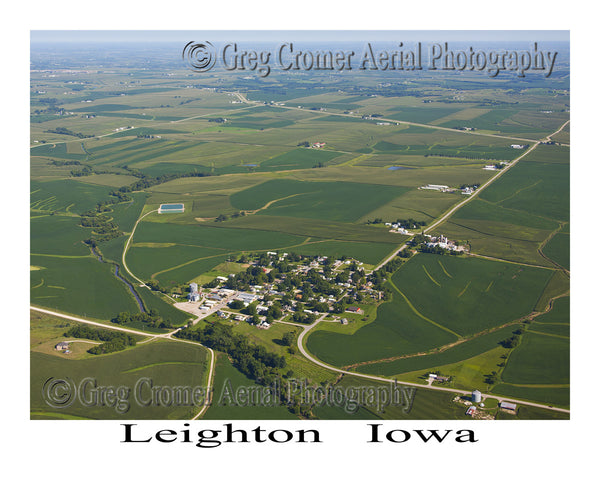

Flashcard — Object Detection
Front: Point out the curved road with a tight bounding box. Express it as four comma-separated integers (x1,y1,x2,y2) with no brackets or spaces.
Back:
30,305,216,419
295,315,570,414
121,209,158,288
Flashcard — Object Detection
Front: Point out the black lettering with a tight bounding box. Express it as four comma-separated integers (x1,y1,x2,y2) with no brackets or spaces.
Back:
121,423,151,443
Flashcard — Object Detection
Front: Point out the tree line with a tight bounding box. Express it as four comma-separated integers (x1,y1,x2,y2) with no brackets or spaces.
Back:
176,323,286,384
64,325,136,355
112,310,173,329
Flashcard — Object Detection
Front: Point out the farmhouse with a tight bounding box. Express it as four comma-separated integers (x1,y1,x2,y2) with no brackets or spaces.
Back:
55,341,70,351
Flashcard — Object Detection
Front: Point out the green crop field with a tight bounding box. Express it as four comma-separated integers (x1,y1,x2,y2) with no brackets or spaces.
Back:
306,287,457,367
31,215,92,256
501,331,569,385
31,255,140,320
282,239,397,265
31,179,114,215
389,254,552,336
491,383,570,408
134,220,308,252
31,340,209,420
535,296,570,325
478,154,569,222
30,40,570,421
542,232,570,270
535,271,570,311
230,178,409,222
127,244,228,281
356,325,516,377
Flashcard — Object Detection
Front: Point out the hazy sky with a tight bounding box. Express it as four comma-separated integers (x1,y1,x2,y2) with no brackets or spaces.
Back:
31,30,569,43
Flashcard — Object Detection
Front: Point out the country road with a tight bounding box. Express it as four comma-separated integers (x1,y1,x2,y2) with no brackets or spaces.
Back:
30,94,570,419
30,305,216,419
121,209,158,288
294,313,570,414
375,119,570,271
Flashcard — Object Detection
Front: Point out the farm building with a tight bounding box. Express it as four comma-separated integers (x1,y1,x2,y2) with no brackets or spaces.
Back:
188,292,200,302
420,184,450,192
346,306,363,314
236,292,258,304
472,390,482,403
499,401,517,411
189,283,198,293
55,341,70,351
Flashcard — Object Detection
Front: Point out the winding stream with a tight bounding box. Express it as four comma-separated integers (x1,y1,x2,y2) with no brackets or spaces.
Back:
91,247,146,313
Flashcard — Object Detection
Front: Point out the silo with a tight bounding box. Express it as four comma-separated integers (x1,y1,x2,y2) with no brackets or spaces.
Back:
472,390,482,403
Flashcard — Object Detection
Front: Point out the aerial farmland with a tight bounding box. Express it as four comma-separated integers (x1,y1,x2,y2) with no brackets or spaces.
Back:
30,34,570,421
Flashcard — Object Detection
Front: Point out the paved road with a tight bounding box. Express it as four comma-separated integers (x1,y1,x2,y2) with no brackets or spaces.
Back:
30,306,162,338
30,305,217,419
121,209,158,288
294,313,570,414
375,119,571,271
